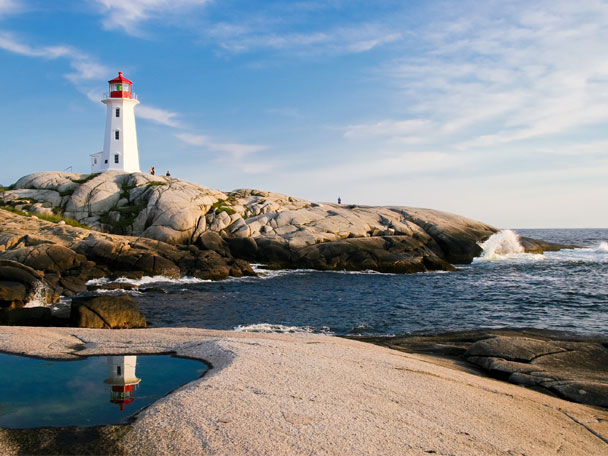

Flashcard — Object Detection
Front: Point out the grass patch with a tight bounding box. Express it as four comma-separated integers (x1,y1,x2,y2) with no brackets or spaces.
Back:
212,199,236,216
146,181,167,187
99,203,146,234
71,173,100,184
120,178,137,199
215,207,236,215
0,205,90,229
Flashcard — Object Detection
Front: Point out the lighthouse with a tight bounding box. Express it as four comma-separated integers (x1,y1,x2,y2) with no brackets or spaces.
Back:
104,355,141,411
91,72,141,173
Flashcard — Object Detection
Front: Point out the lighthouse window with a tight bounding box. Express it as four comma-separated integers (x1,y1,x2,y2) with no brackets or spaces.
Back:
115,130,120,140
117,366,121,375
114,154,119,164
115,108,120,117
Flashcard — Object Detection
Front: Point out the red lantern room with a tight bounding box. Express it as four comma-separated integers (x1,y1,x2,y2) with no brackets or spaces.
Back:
110,384,137,411
108,72,133,99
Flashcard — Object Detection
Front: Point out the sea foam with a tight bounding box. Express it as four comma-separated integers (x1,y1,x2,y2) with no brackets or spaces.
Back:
86,275,211,287
233,323,333,335
474,230,527,262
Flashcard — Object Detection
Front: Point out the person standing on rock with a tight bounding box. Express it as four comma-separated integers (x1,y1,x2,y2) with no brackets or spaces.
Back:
166,171,171,177
338,197,341,204
150,167,155,175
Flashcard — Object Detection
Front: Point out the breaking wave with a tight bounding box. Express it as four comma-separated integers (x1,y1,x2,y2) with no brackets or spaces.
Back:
86,275,211,287
474,230,528,262
233,323,334,335
24,281,51,308
474,230,608,264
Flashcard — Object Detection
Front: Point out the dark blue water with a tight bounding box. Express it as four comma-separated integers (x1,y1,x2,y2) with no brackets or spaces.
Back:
0,353,207,428
119,229,608,336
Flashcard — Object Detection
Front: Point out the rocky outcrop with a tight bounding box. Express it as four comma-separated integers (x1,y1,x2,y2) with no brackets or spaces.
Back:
70,295,147,329
464,335,608,408
2,171,573,276
361,329,608,408
0,210,254,303
1,171,505,274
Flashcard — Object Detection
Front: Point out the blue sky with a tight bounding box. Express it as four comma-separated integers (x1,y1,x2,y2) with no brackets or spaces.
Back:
1,0,607,228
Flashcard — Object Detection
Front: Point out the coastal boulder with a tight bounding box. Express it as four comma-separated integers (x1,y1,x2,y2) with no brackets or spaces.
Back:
70,295,147,329
0,281,27,308
0,259,50,307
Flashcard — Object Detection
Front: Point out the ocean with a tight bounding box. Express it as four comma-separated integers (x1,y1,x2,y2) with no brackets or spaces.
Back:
86,229,608,337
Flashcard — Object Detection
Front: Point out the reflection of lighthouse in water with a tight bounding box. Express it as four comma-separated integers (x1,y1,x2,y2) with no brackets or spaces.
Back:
104,356,141,411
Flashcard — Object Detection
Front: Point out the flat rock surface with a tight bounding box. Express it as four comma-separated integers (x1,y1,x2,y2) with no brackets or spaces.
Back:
0,327,607,455
360,328,608,408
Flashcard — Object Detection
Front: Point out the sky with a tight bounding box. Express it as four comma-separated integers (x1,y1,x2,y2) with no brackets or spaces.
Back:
0,0,607,228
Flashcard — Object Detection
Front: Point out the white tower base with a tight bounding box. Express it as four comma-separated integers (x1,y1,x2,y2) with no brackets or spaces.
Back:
92,97,140,173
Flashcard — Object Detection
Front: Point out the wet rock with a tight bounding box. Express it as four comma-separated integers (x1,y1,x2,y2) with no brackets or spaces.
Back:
109,270,144,280
519,236,578,254
139,287,168,294
292,236,454,273
0,307,53,326
88,282,139,291
70,295,147,329
0,259,51,306
0,281,27,308
58,276,88,295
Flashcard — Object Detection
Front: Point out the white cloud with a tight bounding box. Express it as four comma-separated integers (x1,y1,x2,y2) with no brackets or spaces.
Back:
174,132,210,146
175,132,267,159
0,0,20,17
0,32,110,81
207,22,402,56
137,105,180,127
343,119,433,140
380,0,608,152
93,0,210,34
0,32,70,58
210,142,267,158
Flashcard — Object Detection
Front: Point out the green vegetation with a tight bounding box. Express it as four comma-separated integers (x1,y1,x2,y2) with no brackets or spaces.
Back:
211,199,236,215
120,178,137,199
0,205,90,229
215,207,236,215
99,203,146,234
146,181,167,187
71,173,100,184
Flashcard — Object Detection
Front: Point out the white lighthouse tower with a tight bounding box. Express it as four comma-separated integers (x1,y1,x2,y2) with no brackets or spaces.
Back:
91,72,141,173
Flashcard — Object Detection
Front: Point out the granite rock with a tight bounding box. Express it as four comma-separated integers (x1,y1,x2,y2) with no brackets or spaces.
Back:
70,294,147,329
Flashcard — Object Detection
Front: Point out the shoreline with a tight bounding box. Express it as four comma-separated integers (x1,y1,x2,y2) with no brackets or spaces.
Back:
1,326,607,455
